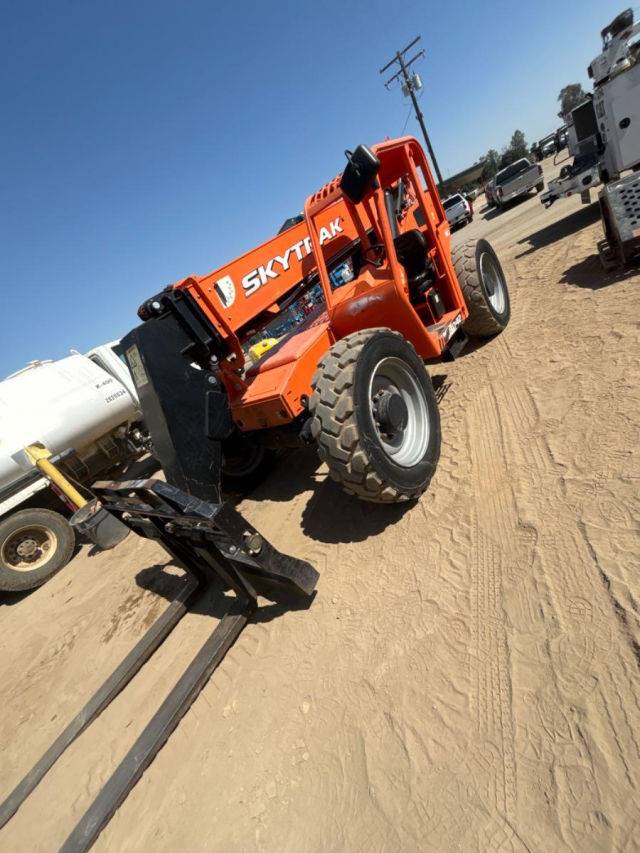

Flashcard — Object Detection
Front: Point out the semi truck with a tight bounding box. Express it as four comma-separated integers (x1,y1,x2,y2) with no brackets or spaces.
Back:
0,341,146,592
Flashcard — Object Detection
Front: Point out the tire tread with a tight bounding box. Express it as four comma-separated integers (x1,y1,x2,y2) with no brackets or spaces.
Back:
451,239,507,337
309,329,437,503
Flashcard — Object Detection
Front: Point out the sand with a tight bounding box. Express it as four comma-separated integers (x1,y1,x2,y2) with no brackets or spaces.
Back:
1,159,639,852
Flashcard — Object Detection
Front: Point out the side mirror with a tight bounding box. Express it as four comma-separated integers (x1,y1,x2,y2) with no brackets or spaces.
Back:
340,145,381,203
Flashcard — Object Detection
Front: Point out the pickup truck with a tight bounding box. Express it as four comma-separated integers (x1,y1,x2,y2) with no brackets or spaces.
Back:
494,158,544,209
442,193,472,229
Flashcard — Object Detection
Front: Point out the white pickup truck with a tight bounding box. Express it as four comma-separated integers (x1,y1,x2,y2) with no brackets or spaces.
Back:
0,341,146,592
494,158,544,209
442,193,472,229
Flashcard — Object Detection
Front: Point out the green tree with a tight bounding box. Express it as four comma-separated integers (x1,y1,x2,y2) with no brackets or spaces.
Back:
508,129,528,160
499,148,517,168
482,148,501,179
558,83,587,117
498,130,529,169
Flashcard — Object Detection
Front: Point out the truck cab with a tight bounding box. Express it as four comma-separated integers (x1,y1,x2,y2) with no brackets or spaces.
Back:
85,341,140,409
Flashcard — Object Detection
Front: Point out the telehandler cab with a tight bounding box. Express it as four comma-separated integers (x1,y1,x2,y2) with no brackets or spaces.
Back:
0,137,511,850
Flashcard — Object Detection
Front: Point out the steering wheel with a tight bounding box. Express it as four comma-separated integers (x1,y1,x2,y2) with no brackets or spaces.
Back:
363,243,386,267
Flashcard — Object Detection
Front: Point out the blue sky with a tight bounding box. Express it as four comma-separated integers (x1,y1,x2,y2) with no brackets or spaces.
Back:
0,0,623,375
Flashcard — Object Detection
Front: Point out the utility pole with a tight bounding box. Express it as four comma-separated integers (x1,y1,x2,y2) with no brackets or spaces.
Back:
380,36,444,187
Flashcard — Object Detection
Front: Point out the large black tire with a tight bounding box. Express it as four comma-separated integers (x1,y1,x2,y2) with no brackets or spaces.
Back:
452,238,511,337
536,181,544,192
222,432,276,492
0,508,75,592
309,329,441,503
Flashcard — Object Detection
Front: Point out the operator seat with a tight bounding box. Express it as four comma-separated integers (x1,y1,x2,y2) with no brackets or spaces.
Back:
393,229,432,303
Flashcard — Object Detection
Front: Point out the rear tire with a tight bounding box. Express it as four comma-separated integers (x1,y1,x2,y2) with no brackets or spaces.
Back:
0,508,74,592
536,181,544,192
452,238,511,337
309,329,441,503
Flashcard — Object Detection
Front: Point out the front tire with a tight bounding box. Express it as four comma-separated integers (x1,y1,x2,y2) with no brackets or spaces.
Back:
452,238,511,337
0,508,74,592
309,329,441,503
222,432,276,492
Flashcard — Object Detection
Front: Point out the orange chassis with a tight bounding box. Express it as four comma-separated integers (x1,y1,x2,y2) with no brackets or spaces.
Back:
172,136,468,433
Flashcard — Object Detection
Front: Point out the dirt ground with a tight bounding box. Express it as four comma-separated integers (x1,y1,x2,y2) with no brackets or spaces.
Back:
2,159,640,852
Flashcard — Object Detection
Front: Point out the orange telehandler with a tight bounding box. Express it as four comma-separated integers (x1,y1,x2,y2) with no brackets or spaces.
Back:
126,135,510,505
1,137,511,850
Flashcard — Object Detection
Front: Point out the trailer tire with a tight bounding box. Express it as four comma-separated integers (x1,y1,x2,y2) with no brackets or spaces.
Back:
0,508,75,592
309,329,441,503
452,238,511,337
536,181,544,192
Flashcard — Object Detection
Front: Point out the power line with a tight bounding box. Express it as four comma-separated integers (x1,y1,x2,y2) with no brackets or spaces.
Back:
400,86,423,136
400,102,413,136
379,36,444,186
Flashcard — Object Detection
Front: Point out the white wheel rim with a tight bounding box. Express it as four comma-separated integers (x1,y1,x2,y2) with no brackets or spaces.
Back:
368,357,430,468
479,250,507,314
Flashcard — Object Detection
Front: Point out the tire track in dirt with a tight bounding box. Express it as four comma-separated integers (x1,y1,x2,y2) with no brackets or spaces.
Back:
465,385,519,833
487,222,640,850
